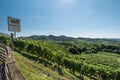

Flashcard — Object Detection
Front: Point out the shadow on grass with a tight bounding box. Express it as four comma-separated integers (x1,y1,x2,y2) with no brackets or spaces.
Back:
20,52,37,61
53,65,63,76
19,52,53,68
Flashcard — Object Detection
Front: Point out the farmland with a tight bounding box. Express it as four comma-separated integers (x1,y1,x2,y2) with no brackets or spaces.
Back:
0,34,120,80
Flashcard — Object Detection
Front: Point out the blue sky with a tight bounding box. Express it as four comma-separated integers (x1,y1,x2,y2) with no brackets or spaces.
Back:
0,0,120,38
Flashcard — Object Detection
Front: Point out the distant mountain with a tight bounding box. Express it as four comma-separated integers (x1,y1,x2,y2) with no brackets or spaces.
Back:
108,38,120,41
0,32,120,42
19,35,120,42
19,35,75,41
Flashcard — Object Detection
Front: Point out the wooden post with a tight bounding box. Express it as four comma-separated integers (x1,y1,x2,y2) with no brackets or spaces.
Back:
10,33,14,50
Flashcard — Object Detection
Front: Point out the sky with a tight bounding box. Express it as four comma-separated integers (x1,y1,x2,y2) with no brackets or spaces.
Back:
0,0,120,38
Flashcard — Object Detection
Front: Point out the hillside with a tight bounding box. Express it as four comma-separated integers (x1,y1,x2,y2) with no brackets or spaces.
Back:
13,44,120,80
13,39,120,80
19,35,74,41
1,33,120,80
14,51,81,80
19,35,120,42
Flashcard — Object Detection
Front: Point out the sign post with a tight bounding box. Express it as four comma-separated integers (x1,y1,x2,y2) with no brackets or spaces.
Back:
8,16,21,49
8,16,21,38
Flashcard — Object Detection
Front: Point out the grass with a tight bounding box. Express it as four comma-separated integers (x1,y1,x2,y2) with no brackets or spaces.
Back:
13,51,80,80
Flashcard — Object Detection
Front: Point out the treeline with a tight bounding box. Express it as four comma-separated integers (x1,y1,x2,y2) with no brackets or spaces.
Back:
56,41,120,54
69,45,97,54
19,34,120,42
13,39,120,80
98,44,120,54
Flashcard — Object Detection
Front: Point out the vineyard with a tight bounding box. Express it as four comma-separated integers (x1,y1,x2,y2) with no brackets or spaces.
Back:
13,39,120,80
0,34,120,80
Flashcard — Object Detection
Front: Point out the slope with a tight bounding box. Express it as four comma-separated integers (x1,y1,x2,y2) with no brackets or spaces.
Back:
13,51,79,80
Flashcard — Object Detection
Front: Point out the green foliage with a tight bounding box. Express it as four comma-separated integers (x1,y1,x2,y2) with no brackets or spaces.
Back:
0,34,10,45
14,39,120,80
14,39,26,53
1,33,120,80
